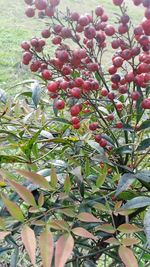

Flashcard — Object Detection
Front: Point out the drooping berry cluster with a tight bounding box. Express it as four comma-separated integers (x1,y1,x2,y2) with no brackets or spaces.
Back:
22,0,150,149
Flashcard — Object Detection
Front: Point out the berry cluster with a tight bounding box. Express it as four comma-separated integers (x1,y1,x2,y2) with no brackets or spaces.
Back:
22,0,150,150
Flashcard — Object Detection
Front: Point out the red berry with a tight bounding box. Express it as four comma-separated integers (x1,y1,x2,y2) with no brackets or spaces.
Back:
105,25,115,36
30,60,41,72
47,82,58,93
35,0,47,10
113,56,123,67
42,70,52,80
95,135,102,142
116,102,123,111
70,87,81,98
108,66,117,75
141,98,150,109
45,6,55,17
70,105,81,116
24,0,33,4
41,29,51,38
142,19,150,36
99,139,107,147
78,15,89,27
115,122,123,129
89,122,98,131
21,41,30,50
70,12,80,21
101,88,108,96
133,0,142,5
131,91,141,101
73,123,80,129
84,26,96,39
118,24,128,34
95,6,104,16
25,7,35,17
107,114,114,121
50,0,60,6
71,117,80,125
55,99,65,110
113,0,124,5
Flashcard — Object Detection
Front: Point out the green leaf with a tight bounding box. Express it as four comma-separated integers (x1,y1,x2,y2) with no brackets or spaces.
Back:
95,224,115,234
87,140,104,154
117,223,143,233
115,173,135,196
50,166,58,189
1,195,24,222
0,155,26,164
9,180,37,208
64,175,71,194
136,85,144,123
144,208,150,248
135,171,150,183
139,119,150,130
137,138,150,151
78,212,100,222
15,169,51,190
122,197,150,210
96,173,106,188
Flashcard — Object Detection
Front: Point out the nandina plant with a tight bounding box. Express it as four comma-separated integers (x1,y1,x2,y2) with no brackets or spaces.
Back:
0,0,150,266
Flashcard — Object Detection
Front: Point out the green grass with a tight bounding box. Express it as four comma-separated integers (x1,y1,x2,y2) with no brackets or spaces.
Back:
0,0,143,93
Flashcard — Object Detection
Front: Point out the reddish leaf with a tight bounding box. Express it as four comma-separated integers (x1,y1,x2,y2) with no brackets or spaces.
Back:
0,231,10,240
55,234,74,267
9,180,37,207
21,225,36,266
95,224,115,234
72,227,97,240
16,169,51,190
105,237,120,245
121,238,140,246
117,224,143,234
39,228,54,267
49,220,69,231
119,246,138,267
77,212,100,222
1,195,24,222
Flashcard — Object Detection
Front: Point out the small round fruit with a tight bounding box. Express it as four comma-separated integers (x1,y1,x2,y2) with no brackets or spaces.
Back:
99,139,107,147
25,7,35,17
89,122,98,131
42,70,52,80
55,99,65,110
141,98,150,109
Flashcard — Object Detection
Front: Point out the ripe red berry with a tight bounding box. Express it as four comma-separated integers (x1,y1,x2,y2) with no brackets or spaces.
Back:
131,91,141,101
73,123,80,129
142,19,150,36
47,82,58,92
21,41,30,50
99,139,107,147
118,24,128,34
42,70,52,80
116,102,123,111
70,87,81,98
108,66,117,75
55,99,65,110
78,16,89,27
25,7,35,17
141,98,150,109
35,0,47,10
101,88,108,96
24,0,33,4
41,29,51,38
70,12,80,21
70,105,81,116
105,25,115,36
50,0,60,6
89,122,98,131
45,6,55,17
95,6,104,16
61,27,72,38
95,134,102,142
71,117,80,125
30,60,41,72
113,56,123,67
107,114,114,121
113,0,124,5
84,26,96,39
133,0,143,5
115,122,123,129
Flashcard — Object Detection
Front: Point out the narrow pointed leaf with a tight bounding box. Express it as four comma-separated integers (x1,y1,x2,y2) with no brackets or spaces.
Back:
39,229,54,267
16,169,51,190
95,224,115,234
72,227,97,240
50,166,57,188
55,234,74,267
9,180,37,207
64,175,71,194
115,173,135,196
77,212,100,222
117,224,143,234
119,246,138,267
21,225,36,266
122,197,150,210
1,195,24,222
104,237,120,245
121,238,140,246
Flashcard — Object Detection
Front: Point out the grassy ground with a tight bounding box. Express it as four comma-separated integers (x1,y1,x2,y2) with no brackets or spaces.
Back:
0,0,143,93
